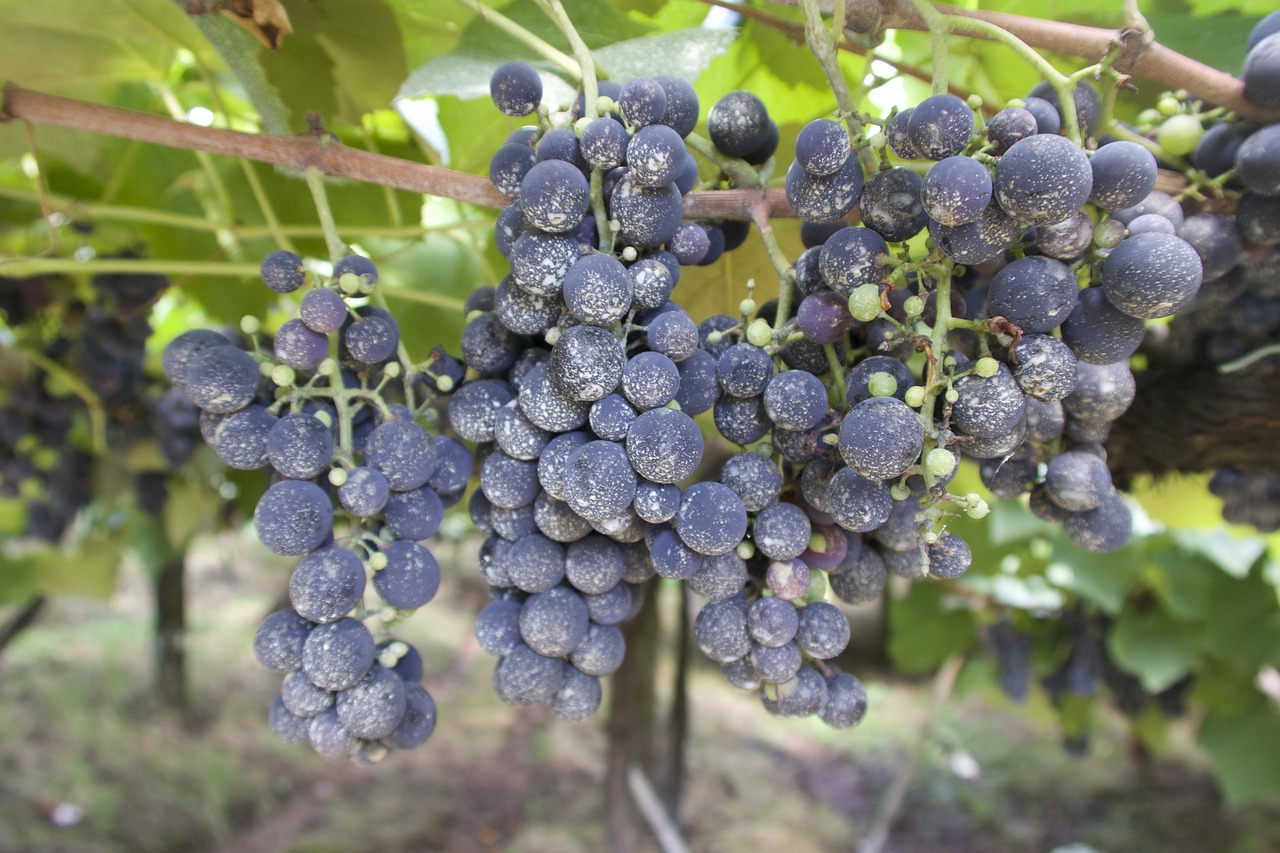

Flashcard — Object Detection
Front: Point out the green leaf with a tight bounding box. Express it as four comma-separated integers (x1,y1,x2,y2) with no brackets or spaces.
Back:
1199,702,1280,805
887,581,977,675
1045,537,1143,614
1107,607,1200,692
1144,548,1215,621
163,476,220,548
1171,528,1266,579
1200,567,1280,667
594,28,738,82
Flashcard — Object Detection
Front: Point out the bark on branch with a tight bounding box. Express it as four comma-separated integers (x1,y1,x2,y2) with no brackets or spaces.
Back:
0,84,795,221
782,0,1280,125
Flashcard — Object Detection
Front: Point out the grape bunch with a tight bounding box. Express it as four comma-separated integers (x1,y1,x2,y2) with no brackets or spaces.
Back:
990,607,1193,755
0,269,200,539
1117,11,1280,530
462,64,872,726
164,252,467,762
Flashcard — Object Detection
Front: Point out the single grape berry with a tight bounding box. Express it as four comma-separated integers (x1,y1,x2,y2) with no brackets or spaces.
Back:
261,250,305,293
490,61,542,117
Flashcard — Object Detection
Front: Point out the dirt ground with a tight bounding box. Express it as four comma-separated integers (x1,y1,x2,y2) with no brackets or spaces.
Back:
0,530,1276,853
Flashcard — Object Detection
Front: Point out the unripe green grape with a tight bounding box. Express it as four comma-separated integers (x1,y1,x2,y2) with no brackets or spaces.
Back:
964,495,990,519
240,315,261,335
903,295,924,319
904,385,926,408
737,540,755,560
544,326,563,346
746,318,773,347
967,94,983,111
271,365,296,387
849,284,882,322
869,131,886,150
1136,108,1162,126
434,374,455,393
384,362,402,379
313,409,333,430
802,570,828,603
889,482,912,501
1156,96,1180,116
317,358,337,376
621,246,638,261
328,468,348,487
945,388,959,404
574,116,592,134
925,447,956,477
1157,114,1203,157
368,552,389,572
338,272,364,295
707,330,724,344
868,371,898,398
740,297,758,316
974,356,999,378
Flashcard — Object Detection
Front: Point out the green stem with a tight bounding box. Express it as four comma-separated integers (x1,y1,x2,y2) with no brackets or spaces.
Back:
155,84,242,252
748,204,796,337
684,132,761,187
541,0,602,115
824,343,848,410
305,167,348,264
460,0,582,79
379,287,468,313
0,185,479,239
920,263,955,440
240,159,295,253
907,0,950,95
0,257,261,277
590,168,615,255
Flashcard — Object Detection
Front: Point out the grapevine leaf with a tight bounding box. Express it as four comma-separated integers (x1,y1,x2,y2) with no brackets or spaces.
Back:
887,581,977,674
593,28,738,82
1107,606,1200,693
1199,702,1280,805
1170,528,1266,579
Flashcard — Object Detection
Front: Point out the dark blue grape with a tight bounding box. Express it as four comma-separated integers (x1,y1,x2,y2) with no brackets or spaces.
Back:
261,250,305,293
994,134,1092,226
708,90,771,157
610,173,683,249
489,142,538,198
255,480,332,556
1101,232,1203,319
364,420,437,491
302,617,375,691
290,546,366,624
906,94,974,160
563,440,637,523
921,155,992,226
985,256,1079,333
857,167,928,242
818,226,888,295
784,157,864,223
762,370,827,431
796,118,850,176
254,609,314,672
213,404,275,470
490,61,542,117
626,407,703,484
654,75,700,137
184,345,259,414
1088,141,1158,210
675,482,747,556
374,540,440,611
986,106,1037,154
1244,33,1280,109
838,396,924,481
384,486,444,541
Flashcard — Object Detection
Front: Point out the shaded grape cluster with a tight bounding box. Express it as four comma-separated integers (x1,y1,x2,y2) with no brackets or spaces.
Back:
165,253,465,763
0,269,199,540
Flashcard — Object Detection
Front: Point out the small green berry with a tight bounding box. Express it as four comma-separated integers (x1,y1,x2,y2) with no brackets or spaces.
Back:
974,356,1000,378
945,388,959,404
966,94,983,111
328,468,348,487
271,365,296,387
368,552,389,572
925,447,956,477
338,272,363,295
240,315,261,335
889,482,912,501
965,495,990,519
736,540,755,560
1157,114,1203,157
903,295,924,318
849,284,882,322
740,297,758,317
434,374,455,393
384,362,402,379
904,385,926,408
746,318,773,347
868,371,898,398
1157,96,1180,116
